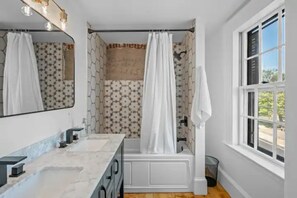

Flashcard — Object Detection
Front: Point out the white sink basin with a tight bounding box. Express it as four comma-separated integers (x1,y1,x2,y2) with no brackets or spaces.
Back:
2,167,82,198
68,139,108,152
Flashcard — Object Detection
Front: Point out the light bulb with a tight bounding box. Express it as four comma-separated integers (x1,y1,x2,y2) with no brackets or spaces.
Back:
42,5,48,14
41,0,49,14
21,5,33,16
44,22,53,31
60,9,67,30
61,22,66,30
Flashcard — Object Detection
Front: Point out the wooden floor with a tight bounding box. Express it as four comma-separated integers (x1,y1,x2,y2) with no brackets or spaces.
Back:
124,183,230,198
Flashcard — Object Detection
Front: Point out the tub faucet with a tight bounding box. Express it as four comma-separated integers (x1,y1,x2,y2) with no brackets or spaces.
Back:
179,116,188,127
177,137,187,142
66,127,84,144
0,156,27,187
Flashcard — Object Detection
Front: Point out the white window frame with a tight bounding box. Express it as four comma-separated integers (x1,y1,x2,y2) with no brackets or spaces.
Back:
227,0,284,168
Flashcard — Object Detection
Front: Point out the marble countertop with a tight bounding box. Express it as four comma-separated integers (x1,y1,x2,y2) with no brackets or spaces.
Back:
0,134,125,198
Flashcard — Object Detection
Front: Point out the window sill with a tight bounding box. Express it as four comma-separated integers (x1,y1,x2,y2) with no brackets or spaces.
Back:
224,142,284,179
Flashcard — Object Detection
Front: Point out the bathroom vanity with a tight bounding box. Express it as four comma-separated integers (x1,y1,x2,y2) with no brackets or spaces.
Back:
91,140,124,198
0,134,125,198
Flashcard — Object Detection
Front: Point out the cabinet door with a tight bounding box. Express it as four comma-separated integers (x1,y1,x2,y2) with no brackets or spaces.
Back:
106,179,115,198
114,142,123,192
92,162,113,198
98,185,107,198
103,162,113,189
91,180,102,198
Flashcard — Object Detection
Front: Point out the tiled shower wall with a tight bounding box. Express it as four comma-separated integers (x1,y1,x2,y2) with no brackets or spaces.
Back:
87,33,106,134
181,32,196,153
34,43,74,110
87,33,196,153
103,43,188,139
104,80,143,138
0,31,7,117
174,43,188,139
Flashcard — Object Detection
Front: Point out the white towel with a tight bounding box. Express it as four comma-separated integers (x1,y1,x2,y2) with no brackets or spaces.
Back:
191,66,212,128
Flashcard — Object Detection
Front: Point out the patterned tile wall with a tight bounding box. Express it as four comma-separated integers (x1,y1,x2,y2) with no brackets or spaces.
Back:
0,31,7,117
104,80,142,138
87,33,106,134
103,43,189,139
173,43,187,138
34,43,74,110
182,32,196,154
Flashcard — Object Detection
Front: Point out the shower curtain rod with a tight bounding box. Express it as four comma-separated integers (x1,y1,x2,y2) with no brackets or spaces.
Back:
0,29,62,32
88,27,195,34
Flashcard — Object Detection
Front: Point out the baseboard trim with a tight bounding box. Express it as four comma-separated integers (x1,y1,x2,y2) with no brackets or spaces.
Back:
193,177,207,195
218,167,252,198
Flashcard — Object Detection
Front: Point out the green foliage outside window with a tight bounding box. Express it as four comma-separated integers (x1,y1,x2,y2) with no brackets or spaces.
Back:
258,91,285,122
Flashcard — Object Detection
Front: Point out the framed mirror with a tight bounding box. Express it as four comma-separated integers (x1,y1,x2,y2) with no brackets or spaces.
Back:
0,1,75,117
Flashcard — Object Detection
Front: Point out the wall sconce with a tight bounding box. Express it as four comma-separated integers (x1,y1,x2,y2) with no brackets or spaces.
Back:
22,0,68,30
60,9,68,30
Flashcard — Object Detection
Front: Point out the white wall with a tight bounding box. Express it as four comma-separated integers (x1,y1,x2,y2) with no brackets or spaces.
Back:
284,0,297,197
0,1,88,156
205,0,285,197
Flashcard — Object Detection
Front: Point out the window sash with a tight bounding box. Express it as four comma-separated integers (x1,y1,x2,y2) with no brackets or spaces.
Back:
242,7,285,86
239,85,285,162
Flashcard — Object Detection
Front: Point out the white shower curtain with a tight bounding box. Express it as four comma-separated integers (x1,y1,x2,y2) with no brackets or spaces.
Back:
140,32,177,154
3,32,44,116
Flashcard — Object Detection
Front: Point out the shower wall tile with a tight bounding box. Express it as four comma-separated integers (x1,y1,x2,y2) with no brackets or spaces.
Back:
182,32,196,154
173,43,187,139
34,43,74,110
87,33,106,134
0,31,7,117
103,44,188,139
104,80,142,138
87,35,196,154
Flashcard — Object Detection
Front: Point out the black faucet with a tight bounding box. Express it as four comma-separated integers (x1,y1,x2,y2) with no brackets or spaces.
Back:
66,127,84,144
179,116,188,127
177,137,187,142
0,156,27,187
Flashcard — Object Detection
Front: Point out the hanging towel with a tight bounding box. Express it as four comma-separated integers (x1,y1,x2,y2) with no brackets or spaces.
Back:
191,66,212,128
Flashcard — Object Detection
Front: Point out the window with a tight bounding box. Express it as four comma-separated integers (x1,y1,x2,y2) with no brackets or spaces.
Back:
240,7,285,163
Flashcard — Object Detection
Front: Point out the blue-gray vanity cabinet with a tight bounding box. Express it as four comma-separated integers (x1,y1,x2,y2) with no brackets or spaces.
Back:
91,141,124,198
114,141,123,196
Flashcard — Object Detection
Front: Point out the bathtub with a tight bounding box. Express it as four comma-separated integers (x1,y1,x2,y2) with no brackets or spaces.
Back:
123,138,194,193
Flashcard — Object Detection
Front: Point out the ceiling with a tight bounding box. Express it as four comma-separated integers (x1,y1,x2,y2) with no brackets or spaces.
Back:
0,0,46,29
1,0,250,44
74,0,250,43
